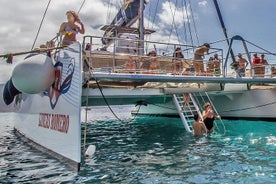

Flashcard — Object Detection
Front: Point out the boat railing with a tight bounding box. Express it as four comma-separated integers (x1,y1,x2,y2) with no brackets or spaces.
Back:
82,35,224,76
82,35,276,80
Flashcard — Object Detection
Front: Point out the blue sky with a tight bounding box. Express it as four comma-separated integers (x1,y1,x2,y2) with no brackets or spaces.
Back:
0,0,276,81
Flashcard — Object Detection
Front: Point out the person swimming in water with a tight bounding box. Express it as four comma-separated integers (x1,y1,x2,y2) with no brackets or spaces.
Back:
59,10,85,46
193,114,207,137
202,102,220,133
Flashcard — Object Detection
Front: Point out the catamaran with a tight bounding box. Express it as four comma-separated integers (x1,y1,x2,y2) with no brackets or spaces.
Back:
1,0,276,170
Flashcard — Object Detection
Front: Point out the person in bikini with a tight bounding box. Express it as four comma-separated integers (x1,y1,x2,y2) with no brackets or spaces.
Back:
193,43,210,75
202,102,220,133
59,10,85,46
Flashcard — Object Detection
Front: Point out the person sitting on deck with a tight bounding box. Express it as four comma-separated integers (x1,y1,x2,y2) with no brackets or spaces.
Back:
202,102,220,133
171,47,184,74
237,53,248,77
59,10,85,47
125,56,137,71
193,114,207,137
193,43,210,75
140,50,159,71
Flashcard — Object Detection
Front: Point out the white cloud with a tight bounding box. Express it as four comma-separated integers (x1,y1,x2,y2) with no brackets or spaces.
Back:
198,1,208,7
158,1,189,27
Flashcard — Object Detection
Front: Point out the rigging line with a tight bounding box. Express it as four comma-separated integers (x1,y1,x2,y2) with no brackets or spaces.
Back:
171,0,181,44
188,0,200,45
209,38,229,45
151,0,160,28
148,0,160,42
147,1,152,29
165,0,179,51
106,0,112,24
78,0,86,14
181,0,188,45
168,0,181,44
245,40,276,57
183,0,194,48
31,0,52,50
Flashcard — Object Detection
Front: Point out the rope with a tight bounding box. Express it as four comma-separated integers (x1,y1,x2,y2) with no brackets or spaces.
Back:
89,69,140,123
31,0,52,50
147,0,160,49
106,0,112,24
245,40,276,57
183,0,194,48
78,0,86,14
181,0,188,50
0,46,64,58
169,0,181,44
188,0,200,45
220,100,276,113
209,38,230,45
165,0,178,52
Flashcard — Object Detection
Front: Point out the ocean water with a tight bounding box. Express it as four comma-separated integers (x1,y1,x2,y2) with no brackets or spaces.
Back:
0,106,275,183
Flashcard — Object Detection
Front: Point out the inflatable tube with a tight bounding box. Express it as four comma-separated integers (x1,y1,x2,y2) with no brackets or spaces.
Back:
12,54,55,94
3,79,21,105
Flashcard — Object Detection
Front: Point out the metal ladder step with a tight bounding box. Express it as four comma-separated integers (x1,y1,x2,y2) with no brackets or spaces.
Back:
172,93,203,134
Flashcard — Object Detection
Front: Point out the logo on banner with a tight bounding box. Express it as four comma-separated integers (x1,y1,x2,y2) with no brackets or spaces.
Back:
44,53,75,109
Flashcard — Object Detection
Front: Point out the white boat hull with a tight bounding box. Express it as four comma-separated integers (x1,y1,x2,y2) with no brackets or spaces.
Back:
133,87,276,120
11,43,82,170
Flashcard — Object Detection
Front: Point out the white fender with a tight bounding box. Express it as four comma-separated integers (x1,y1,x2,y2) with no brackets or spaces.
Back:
12,54,55,94
84,145,96,157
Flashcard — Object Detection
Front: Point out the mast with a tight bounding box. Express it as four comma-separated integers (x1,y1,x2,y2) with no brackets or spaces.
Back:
213,0,235,62
138,0,144,55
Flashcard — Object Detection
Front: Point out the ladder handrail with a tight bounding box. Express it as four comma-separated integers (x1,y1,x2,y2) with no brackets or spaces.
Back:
189,93,203,120
204,92,226,135
194,91,226,135
172,94,193,133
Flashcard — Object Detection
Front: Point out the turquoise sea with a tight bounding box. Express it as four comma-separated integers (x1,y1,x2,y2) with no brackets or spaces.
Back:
0,106,275,183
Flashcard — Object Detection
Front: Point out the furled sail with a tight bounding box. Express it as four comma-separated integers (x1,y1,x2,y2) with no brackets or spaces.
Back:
101,0,147,46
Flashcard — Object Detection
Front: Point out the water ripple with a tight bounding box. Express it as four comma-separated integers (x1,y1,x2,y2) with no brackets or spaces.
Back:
0,112,275,183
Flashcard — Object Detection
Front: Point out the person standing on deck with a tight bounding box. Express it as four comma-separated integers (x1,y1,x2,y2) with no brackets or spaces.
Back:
193,43,210,75
193,114,207,137
255,53,269,77
252,53,260,65
213,53,221,76
59,10,85,47
260,54,269,65
237,53,248,77
171,47,184,74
